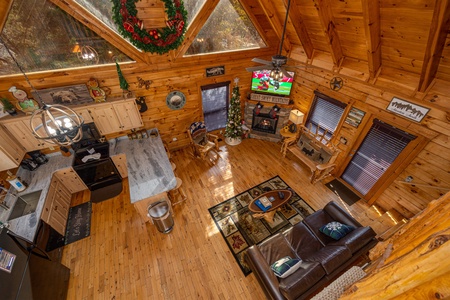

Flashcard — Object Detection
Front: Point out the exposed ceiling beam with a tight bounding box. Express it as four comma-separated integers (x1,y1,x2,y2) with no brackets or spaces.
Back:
313,0,343,66
50,0,147,63
362,0,381,79
257,0,292,55
0,0,13,34
174,0,220,58
286,0,314,59
418,0,450,92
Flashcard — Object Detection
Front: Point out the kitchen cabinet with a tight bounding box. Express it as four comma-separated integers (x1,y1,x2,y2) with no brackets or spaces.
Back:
1,117,52,151
0,126,26,171
74,107,94,123
41,175,71,236
111,153,128,178
54,167,87,194
41,167,87,235
88,99,143,135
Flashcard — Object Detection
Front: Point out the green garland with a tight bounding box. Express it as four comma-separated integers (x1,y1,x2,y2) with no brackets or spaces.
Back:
112,0,188,54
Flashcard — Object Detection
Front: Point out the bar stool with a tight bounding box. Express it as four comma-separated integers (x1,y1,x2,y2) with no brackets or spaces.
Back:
168,177,187,205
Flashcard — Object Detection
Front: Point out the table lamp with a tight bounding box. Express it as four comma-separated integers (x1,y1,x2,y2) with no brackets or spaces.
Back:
288,109,304,133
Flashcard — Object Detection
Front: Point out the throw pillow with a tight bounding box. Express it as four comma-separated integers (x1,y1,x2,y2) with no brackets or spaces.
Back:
271,256,302,278
320,221,355,240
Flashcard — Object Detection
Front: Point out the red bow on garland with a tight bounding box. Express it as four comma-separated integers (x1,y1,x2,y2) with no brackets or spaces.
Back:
112,0,188,54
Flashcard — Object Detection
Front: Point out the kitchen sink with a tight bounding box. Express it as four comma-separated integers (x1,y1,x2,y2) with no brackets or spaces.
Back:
7,190,42,221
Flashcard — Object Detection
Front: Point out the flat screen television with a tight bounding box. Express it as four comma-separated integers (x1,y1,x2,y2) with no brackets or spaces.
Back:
250,69,295,96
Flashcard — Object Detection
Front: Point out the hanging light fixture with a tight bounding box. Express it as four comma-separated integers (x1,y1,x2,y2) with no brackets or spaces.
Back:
1,37,84,146
73,43,99,64
270,0,292,81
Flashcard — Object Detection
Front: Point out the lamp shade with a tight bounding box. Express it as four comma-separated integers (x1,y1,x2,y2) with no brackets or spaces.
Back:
289,109,304,124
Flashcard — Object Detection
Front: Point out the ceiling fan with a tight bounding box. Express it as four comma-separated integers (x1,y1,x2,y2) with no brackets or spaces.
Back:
246,0,293,81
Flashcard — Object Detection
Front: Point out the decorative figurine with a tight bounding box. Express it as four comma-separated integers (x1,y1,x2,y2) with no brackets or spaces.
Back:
86,78,107,102
8,86,39,114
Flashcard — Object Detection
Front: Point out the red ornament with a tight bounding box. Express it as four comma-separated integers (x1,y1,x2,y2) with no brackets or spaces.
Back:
123,21,134,33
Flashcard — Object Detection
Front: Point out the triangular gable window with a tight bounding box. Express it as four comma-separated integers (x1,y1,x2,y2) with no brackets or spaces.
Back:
185,0,266,56
76,0,206,37
0,0,131,76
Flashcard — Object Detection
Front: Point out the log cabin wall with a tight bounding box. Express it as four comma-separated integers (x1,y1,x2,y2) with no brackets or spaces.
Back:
0,0,449,220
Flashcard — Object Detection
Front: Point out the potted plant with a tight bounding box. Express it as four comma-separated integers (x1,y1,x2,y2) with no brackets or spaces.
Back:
0,97,17,115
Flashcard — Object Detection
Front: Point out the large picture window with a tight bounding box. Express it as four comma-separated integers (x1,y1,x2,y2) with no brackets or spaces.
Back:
305,92,346,142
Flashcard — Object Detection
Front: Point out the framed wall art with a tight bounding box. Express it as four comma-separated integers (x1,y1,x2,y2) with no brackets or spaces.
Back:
386,97,430,122
345,107,366,128
206,66,225,77
31,84,93,106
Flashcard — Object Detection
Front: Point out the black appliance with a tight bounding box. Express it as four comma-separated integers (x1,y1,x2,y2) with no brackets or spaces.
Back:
71,123,123,203
0,228,70,300
71,122,103,151
27,151,48,165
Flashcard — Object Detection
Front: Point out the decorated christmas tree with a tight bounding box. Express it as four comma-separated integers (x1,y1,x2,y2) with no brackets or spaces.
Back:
115,60,129,91
225,78,243,141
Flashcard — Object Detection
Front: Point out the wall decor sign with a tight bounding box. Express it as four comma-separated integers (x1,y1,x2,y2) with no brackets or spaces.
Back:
386,97,430,122
206,66,225,77
32,84,93,106
250,93,290,105
345,107,366,128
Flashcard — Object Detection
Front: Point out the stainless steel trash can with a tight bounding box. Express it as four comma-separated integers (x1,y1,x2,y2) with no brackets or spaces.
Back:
147,200,174,233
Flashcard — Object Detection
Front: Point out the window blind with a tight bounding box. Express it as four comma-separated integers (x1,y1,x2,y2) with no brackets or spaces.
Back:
201,82,230,132
306,92,346,140
342,119,416,195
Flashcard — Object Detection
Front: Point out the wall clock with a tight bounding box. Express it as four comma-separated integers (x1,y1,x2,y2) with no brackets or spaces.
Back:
166,91,186,110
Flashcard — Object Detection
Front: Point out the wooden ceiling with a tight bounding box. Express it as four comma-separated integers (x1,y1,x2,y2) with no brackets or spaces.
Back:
1,0,449,93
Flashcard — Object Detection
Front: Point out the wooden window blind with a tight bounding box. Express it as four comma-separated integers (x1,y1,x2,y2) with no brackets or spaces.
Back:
306,92,346,140
342,119,416,195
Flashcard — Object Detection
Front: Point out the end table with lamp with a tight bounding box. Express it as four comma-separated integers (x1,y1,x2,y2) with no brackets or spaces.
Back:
280,109,304,151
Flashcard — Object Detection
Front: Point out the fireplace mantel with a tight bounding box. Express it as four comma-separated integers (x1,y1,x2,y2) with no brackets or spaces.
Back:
244,102,291,142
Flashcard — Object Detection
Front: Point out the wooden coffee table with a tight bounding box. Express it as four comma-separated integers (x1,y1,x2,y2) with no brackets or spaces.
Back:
248,189,292,223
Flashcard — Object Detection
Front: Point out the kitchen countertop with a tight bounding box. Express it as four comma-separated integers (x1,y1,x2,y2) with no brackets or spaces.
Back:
109,129,177,203
0,152,74,243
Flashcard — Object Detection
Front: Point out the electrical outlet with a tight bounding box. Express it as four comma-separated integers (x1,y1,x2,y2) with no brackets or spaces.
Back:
173,137,177,141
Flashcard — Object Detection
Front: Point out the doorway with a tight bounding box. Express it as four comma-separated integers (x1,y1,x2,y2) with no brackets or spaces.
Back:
201,82,230,132
341,119,416,196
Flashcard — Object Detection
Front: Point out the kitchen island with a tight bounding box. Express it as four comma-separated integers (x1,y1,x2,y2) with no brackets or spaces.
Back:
109,128,177,220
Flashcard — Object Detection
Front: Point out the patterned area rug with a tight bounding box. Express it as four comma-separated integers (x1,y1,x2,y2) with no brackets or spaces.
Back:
208,176,315,275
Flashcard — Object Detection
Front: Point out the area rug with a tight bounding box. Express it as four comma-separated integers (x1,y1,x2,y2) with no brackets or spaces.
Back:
64,201,92,245
208,176,315,276
45,201,92,251
325,179,360,206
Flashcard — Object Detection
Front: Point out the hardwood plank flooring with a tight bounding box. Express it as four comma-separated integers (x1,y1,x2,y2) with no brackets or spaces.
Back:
62,138,388,300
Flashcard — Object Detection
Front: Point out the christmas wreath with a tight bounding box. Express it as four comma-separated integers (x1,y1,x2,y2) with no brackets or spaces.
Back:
112,0,188,54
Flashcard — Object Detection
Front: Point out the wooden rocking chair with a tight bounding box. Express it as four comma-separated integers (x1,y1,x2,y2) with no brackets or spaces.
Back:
187,121,220,160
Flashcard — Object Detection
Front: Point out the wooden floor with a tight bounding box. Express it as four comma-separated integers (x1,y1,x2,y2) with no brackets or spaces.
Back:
62,138,393,300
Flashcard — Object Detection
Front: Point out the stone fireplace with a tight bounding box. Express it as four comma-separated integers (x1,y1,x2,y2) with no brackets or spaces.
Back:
244,102,291,142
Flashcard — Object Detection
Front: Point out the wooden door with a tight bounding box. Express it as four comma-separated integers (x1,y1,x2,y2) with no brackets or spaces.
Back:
88,103,122,135
0,126,25,170
2,118,51,151
113,99,143,131
41,176,72,235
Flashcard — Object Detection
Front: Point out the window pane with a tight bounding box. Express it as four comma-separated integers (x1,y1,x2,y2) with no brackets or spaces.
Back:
306,95,346,142
342,119,416,195
185,0,266,56
0,0,131,75
76,0,206,33
202,84,229,131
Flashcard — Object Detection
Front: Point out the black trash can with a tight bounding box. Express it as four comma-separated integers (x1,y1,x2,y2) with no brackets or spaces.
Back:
147,200,174,233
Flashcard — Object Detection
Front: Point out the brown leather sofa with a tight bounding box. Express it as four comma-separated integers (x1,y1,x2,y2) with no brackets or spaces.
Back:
245,201,377,300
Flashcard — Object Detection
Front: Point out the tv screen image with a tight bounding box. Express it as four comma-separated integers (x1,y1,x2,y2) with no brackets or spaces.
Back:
250,69,295,96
